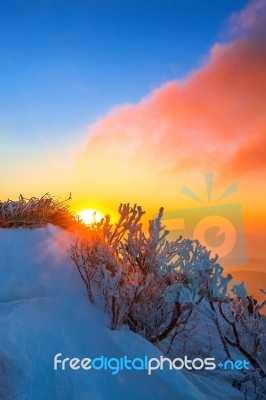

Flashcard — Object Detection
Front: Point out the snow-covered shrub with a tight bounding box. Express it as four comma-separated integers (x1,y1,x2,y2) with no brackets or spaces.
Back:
0,193,77,229
71,202,266,397
218,289,266,377
71,203,230,340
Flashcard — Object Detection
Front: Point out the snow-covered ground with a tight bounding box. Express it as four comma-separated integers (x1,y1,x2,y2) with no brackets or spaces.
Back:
0,225,244,399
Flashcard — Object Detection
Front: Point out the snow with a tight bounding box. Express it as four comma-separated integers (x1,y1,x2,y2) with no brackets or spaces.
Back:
0,225,244,399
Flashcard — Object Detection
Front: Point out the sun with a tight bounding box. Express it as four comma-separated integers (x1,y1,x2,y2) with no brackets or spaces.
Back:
78,209,104,225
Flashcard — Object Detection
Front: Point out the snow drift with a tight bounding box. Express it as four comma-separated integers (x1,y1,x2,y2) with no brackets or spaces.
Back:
0,225,246,399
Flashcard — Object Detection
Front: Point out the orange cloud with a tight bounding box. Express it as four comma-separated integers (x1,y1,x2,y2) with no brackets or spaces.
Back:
225,130,266,175
77,0,266,210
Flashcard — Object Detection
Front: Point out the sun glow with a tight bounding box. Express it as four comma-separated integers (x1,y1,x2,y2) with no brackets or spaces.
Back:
78,209,104,225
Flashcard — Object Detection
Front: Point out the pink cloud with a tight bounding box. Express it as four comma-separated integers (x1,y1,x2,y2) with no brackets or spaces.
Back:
78,0,266,194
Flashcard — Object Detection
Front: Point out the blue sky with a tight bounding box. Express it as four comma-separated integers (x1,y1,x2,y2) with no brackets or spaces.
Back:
0,0,248,148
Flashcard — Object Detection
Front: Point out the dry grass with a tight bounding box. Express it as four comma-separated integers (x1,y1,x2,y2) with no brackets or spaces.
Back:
0,193,78,230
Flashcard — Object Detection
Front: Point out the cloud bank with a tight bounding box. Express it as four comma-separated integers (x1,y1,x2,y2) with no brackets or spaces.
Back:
78,0,266,207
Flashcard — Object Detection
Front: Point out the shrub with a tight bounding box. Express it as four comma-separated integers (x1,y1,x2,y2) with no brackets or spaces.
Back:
71,202,266,392
71,203,230,341
0,193,77,229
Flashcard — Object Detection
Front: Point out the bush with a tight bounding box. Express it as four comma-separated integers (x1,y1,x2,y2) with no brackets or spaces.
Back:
71,203,230,341
71,203,266,393
0,193,77,229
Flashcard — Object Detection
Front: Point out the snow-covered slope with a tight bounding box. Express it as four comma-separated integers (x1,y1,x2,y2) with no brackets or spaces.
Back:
0,225,242,400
